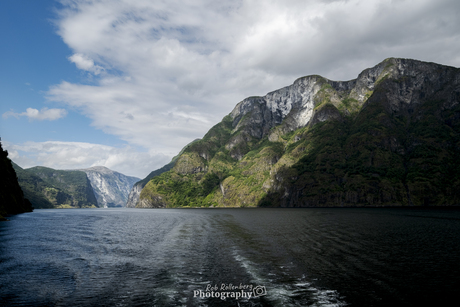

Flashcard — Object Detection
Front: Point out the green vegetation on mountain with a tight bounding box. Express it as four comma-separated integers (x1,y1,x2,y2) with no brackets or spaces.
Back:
13,165,98,209
138,58,460,208
126,138,201,207
264,93,460,207
0,140,33,219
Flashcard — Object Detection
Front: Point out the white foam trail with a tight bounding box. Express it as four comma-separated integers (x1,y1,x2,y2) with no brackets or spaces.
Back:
232,248,348,306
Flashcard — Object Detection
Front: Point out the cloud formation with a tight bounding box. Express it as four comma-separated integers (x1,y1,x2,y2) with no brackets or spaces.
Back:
6,141,170,178
68,53,104,75
3,107,67,121
34,0,460,173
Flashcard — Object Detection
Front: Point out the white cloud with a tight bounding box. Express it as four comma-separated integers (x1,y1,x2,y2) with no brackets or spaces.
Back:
3,108,67,121
5,141,170,179
44,0,460,161
68,53,104,75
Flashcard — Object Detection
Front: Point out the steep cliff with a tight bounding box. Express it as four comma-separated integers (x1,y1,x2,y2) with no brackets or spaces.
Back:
79,166,139,208
126,162,174,208
0,141,33,220
126,139,200,208
14,165,98,208
139,58,460,207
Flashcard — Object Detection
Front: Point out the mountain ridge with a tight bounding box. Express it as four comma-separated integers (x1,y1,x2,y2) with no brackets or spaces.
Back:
136,58,460,208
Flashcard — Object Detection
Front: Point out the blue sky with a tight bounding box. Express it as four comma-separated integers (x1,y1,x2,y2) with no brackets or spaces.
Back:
1,0,460,178
1,1,109,141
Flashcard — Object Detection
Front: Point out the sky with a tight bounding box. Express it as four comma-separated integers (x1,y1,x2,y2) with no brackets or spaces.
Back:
1,0,460,179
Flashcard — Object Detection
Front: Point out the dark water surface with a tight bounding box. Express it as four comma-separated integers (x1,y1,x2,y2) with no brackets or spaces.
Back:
1,208,459,306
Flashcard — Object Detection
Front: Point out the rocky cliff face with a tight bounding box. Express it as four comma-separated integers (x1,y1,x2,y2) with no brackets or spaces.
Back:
79,166,139,208
126,182,143,208
228,59,401,144
138,58,460,208
125,162,175,208
126,139,201,208
0,141,33,219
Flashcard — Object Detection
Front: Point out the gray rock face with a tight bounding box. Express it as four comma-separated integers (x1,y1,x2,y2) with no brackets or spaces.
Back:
372,59,460,113
229,75,327,138
79,166,140,208
228,58,450,143
137,195,166,208
126,182,143,208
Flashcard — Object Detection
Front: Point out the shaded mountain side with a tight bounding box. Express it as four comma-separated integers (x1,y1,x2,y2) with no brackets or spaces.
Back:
138,58,460,208
126,139,200,208
13,165,98,209
78,166,139,208
12,163,53,208
0,141,33,220
261,86,460,207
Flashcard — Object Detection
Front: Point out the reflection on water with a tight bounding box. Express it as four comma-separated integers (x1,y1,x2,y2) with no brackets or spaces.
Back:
1,208,459,306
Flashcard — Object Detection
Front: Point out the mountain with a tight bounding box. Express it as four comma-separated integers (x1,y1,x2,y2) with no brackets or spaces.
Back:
126,139,200,208
79,166,139,208
126,162,174,208
0,140,33,220
137,58,460,208
13,165,98,209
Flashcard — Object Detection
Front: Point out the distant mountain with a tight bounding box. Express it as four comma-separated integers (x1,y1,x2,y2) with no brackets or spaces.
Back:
0,140,33,220
78,166,139,208
13,164,98,209
137,58,460,208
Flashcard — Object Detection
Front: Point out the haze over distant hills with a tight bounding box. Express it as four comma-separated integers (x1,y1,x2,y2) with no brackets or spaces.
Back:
128,58,460,208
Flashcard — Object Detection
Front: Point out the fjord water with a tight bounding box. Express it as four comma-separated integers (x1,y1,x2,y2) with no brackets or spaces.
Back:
1,208,459,306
